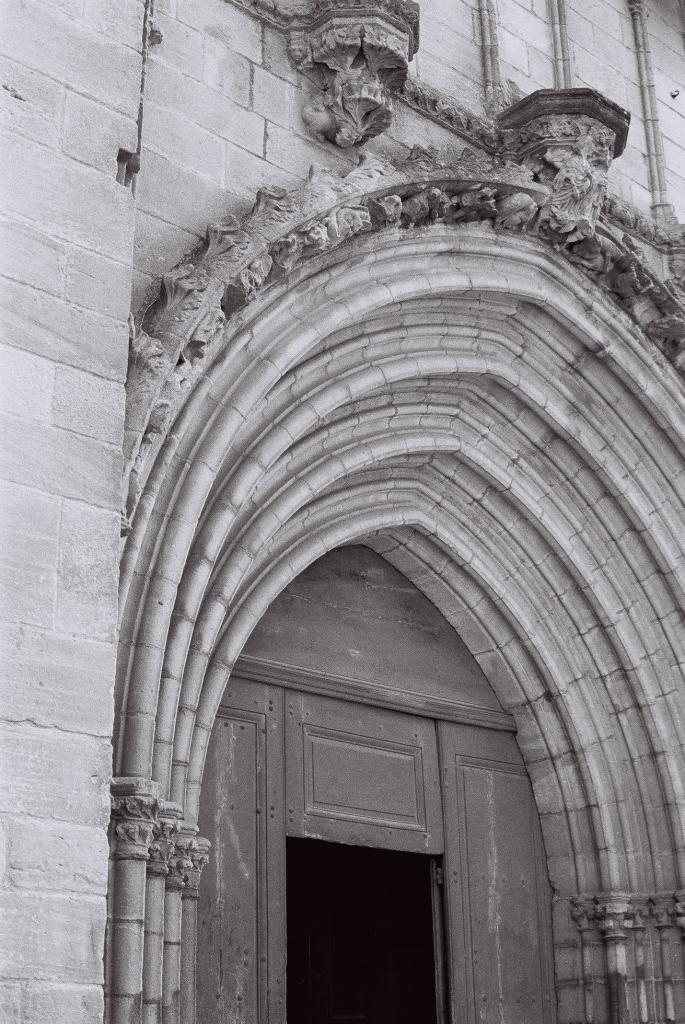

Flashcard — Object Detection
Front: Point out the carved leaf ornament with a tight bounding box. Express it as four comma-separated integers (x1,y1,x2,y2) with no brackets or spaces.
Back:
124,90,685,530
289,0,420,147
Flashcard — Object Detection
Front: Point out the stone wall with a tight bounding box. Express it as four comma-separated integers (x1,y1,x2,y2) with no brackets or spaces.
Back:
0,0,142,1018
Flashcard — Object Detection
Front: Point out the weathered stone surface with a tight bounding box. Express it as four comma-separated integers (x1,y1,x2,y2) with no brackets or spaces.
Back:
4,136,136,262
56,501,121,640
0,415,122,508
0,345,54,424
7,818,108,894
0,278,129,382
52,367,125,446
0,482,59,628
0,724,111,826
19,984,103,1024
0,221,66,297
0,892,106,982
0,623,115,736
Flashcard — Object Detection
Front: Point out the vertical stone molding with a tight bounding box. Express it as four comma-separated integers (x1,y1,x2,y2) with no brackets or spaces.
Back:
108,778,160,1024
548,0,572,90
649,895,680,1024
478,0,506,110
571,896,603,1023
630,898,650,1024
500,88,630,245
162,831,195,1024
627,0,673,224
180,838,211,1024
142,815,178,1024
289,0,419,147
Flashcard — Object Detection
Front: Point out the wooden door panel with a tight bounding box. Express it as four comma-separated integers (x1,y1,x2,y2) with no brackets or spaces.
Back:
197,679,286,1024
439,723,556,1024
287,692,444,853
304,726,425,828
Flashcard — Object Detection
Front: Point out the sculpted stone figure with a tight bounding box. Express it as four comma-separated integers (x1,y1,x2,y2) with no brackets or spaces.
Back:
500,89,629,247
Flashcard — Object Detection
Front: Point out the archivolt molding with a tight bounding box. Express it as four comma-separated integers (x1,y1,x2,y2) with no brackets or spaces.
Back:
116,87,685,1024
116,207,685,1022
119,232,685,873
124,93,685,532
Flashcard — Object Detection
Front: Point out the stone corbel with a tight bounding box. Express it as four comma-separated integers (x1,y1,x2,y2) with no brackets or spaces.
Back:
288,0,419,147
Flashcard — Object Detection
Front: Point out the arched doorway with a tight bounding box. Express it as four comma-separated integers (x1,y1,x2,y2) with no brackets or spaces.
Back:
197,545,556,1023
109,154,685,1024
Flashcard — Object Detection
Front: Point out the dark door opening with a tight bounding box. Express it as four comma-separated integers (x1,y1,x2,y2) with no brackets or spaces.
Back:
286,837,441,1024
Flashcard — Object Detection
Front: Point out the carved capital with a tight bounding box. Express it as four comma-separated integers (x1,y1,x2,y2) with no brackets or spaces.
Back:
110,777,160,861
290,0,419,147
500,89,630,244
674,891,685,937
570,896,598,932
594,895,633,942
147,818,179,876
183,837,211,899
166,833,196,891
649,894,679,930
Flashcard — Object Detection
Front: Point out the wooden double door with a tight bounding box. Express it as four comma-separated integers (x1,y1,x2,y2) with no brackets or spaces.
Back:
197,679,555,1024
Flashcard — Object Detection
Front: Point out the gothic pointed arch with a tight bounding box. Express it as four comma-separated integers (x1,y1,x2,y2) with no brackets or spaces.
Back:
109,104,685,1024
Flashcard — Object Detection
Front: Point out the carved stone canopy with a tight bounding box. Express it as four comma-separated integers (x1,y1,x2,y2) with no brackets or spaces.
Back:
289,0,420,147
500,88,630,158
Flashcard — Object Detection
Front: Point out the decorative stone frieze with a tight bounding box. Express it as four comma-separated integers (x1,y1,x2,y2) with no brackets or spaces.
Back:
288,0,419,147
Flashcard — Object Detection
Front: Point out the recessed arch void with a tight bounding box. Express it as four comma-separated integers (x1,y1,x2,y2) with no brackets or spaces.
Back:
112,227,685,1024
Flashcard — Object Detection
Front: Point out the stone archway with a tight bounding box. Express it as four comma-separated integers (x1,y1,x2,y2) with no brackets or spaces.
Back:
109,120,685,1024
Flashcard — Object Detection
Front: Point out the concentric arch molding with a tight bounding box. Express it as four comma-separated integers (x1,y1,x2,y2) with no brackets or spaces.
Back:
123,146,685,531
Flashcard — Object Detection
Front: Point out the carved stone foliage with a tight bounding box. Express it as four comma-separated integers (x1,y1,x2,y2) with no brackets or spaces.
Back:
183,837,211,897
288,0,419,147
147,819,178,876
124,98,685,530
